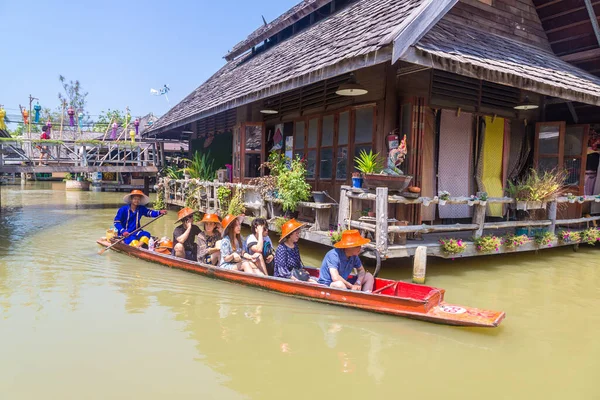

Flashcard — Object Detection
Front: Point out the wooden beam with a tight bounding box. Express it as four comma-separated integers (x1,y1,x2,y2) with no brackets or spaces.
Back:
567,101,579,123
584,0,600,47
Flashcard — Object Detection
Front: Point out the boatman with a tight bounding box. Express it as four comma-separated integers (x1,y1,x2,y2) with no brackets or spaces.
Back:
317,230,374,292
114,189,167,247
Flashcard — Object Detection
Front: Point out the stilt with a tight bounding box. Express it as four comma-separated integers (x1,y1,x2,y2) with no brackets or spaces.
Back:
413,245,427,284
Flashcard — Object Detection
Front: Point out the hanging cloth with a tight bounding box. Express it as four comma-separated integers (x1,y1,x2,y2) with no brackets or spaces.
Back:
437,109,474,219
475,116,506,217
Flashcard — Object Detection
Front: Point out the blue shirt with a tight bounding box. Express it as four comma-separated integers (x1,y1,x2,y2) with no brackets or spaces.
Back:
274,243,303,279
317,248,362,285
114,205,160,235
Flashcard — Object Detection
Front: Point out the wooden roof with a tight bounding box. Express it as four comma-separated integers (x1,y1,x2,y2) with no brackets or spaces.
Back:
147,0,427,136
402,19,600,106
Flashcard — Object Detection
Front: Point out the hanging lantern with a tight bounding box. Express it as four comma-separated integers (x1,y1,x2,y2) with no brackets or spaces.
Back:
129,129,136,143
22,109,29,124
0,108,6,130
134,118,140,135
67,107,75,127
34,102,42,123
78,112,84,131
111,122,118,140
46,119,52,135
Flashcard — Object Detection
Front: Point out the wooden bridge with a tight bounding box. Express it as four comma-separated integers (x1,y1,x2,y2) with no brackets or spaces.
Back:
0,139,165,174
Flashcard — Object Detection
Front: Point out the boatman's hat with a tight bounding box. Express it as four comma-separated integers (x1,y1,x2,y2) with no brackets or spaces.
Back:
123,189,150,206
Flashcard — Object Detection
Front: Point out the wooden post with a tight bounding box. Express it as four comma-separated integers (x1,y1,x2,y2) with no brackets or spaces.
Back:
338,187,349,228
413,245,427,284
375,187,389,256
548,201,557,234
472,204,486,238
314,208,330,231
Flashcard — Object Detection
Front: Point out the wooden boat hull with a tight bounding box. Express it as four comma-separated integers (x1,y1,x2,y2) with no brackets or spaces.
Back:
97,239,505,328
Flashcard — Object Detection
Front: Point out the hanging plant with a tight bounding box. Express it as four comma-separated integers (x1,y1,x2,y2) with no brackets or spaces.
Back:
439,238,467,255
503,234,529,249
559,230,581,244
534,231,556,247
473,235,502,253
580,227,600,245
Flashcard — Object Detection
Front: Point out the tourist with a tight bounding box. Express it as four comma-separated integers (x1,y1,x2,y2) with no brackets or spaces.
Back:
172,207,202,261
196,213,222,265
114,189,167,247
219,214,264,275
38,126,51,166
274,219,316,282
317,230,374,292
245,217,273,275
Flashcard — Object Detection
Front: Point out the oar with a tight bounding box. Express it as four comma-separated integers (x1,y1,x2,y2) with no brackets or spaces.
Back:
99,214,165,255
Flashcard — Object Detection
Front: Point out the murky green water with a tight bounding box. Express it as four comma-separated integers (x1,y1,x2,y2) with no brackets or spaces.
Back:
1,182,598,399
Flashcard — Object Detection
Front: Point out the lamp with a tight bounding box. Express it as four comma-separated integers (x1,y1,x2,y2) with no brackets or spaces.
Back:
514,96,538,110
336,73,368,96
260,109,279,114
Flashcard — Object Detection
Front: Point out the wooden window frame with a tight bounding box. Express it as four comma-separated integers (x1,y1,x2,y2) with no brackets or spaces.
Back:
241,122,265,181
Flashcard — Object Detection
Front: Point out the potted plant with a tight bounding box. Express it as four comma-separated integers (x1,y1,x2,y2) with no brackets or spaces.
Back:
503,234,529,249
577,196,585,204
478,192,488,206
357,146,413,191
351,172,363,188
467,195,477,207
438,191,450,206
276,155,311,216
534,231,556,248
506,169,566,211
559,230,581,243
438,238,467,258
567,193,576,204
580,227,600,245
473,235,502,253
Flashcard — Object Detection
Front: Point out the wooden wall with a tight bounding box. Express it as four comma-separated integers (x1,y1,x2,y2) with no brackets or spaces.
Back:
446,0,551,51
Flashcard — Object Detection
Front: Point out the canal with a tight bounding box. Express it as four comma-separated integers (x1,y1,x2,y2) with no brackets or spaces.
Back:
0,182,598,399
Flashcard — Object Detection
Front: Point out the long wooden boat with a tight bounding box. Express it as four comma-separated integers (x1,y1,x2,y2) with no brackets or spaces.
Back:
97,239,505,327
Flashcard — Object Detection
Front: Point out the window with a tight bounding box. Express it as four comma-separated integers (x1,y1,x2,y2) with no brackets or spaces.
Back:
243,124,263,178
320,115,335,179
353,106,374,172
336,111,350,180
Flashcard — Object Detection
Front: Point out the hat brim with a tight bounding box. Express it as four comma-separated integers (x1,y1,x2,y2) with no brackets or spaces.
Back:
279,223,306,243
223,215,245,231
123,193,150,206
334,236,370,249
175,210,199,224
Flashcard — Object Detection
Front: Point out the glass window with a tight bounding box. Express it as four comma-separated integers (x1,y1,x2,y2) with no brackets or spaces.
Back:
339,112,349,145
538,125,560,155
244,154,261,178
336,147,348,180
308,118,318,148
565,126,584,157
245,125,262,151
355,107,374,144
306,150,316,179
564,158,581,186
295,121,305,149
320,148,333,179
538,157,559,173
294,150,304,161
322,115,334,147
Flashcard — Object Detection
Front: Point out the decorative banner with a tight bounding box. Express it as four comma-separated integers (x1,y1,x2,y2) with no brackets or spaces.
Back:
111,122,118,140
34,102,41,123
0,108,6,130
46,119,52,135
78,112,84,131
68,107,75,126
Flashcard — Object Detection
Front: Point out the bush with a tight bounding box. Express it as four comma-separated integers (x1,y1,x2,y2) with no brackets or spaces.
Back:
277,156,311,212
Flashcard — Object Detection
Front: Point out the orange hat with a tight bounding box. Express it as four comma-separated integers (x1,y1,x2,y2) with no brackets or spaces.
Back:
157,238,174,249
279,219,306,243
334,230,370,249
155,247,171,255
201,213,221,224
123,189,150,205
175,207,197,224
221,214,243,231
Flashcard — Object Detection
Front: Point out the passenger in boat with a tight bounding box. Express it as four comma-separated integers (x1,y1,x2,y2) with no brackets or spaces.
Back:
196,213,222,265
274,219,317,283
245,218,274,275
114,190,167,247
317,230,374,292
219,214,264,275
172,207,202,261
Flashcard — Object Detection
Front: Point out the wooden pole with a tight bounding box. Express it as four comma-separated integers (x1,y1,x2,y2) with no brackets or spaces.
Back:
338,186,349,227
375,187,389,256
59,100,66,140
102,118,113,141
412,245,427,284
472,203,486,238
116,107,130,141
548,201,558,234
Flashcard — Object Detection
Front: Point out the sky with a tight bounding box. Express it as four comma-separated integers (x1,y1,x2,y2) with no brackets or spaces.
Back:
0,0,298,126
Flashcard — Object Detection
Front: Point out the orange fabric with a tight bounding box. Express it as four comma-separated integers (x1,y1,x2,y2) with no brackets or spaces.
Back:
221,214,243,231
157,239,173,249
201,213,221,224
279,219,306,243
334,230,370,249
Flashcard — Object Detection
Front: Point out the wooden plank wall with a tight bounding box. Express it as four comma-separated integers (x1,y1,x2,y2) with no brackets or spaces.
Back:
446,0,551,51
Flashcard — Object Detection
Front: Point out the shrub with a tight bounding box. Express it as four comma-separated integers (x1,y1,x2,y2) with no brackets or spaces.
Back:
473,235,502,252
439,238,467,255
217,186,232,210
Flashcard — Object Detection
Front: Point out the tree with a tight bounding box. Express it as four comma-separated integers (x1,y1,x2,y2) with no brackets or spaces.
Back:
92,109,128,132
58,75,88,117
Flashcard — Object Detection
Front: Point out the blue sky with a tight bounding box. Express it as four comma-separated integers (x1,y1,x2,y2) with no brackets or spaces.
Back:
0,0,297,125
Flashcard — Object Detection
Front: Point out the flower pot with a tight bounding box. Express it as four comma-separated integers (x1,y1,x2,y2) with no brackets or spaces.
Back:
467,200,475,206
363,174,413,192
352,177,363,188
439,199,447,206
422,199,431,207
568,199,575,204
312,191,326,203
367,211,375,217
480,201,487,207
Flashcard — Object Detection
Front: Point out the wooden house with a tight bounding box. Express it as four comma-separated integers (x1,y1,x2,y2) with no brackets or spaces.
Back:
146,0,600,267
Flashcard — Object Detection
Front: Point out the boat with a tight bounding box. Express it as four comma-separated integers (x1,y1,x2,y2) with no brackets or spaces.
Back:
97,238,505,327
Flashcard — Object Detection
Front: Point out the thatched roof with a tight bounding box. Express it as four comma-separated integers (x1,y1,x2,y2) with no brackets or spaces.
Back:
401,19,600,106
146,0,427,136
